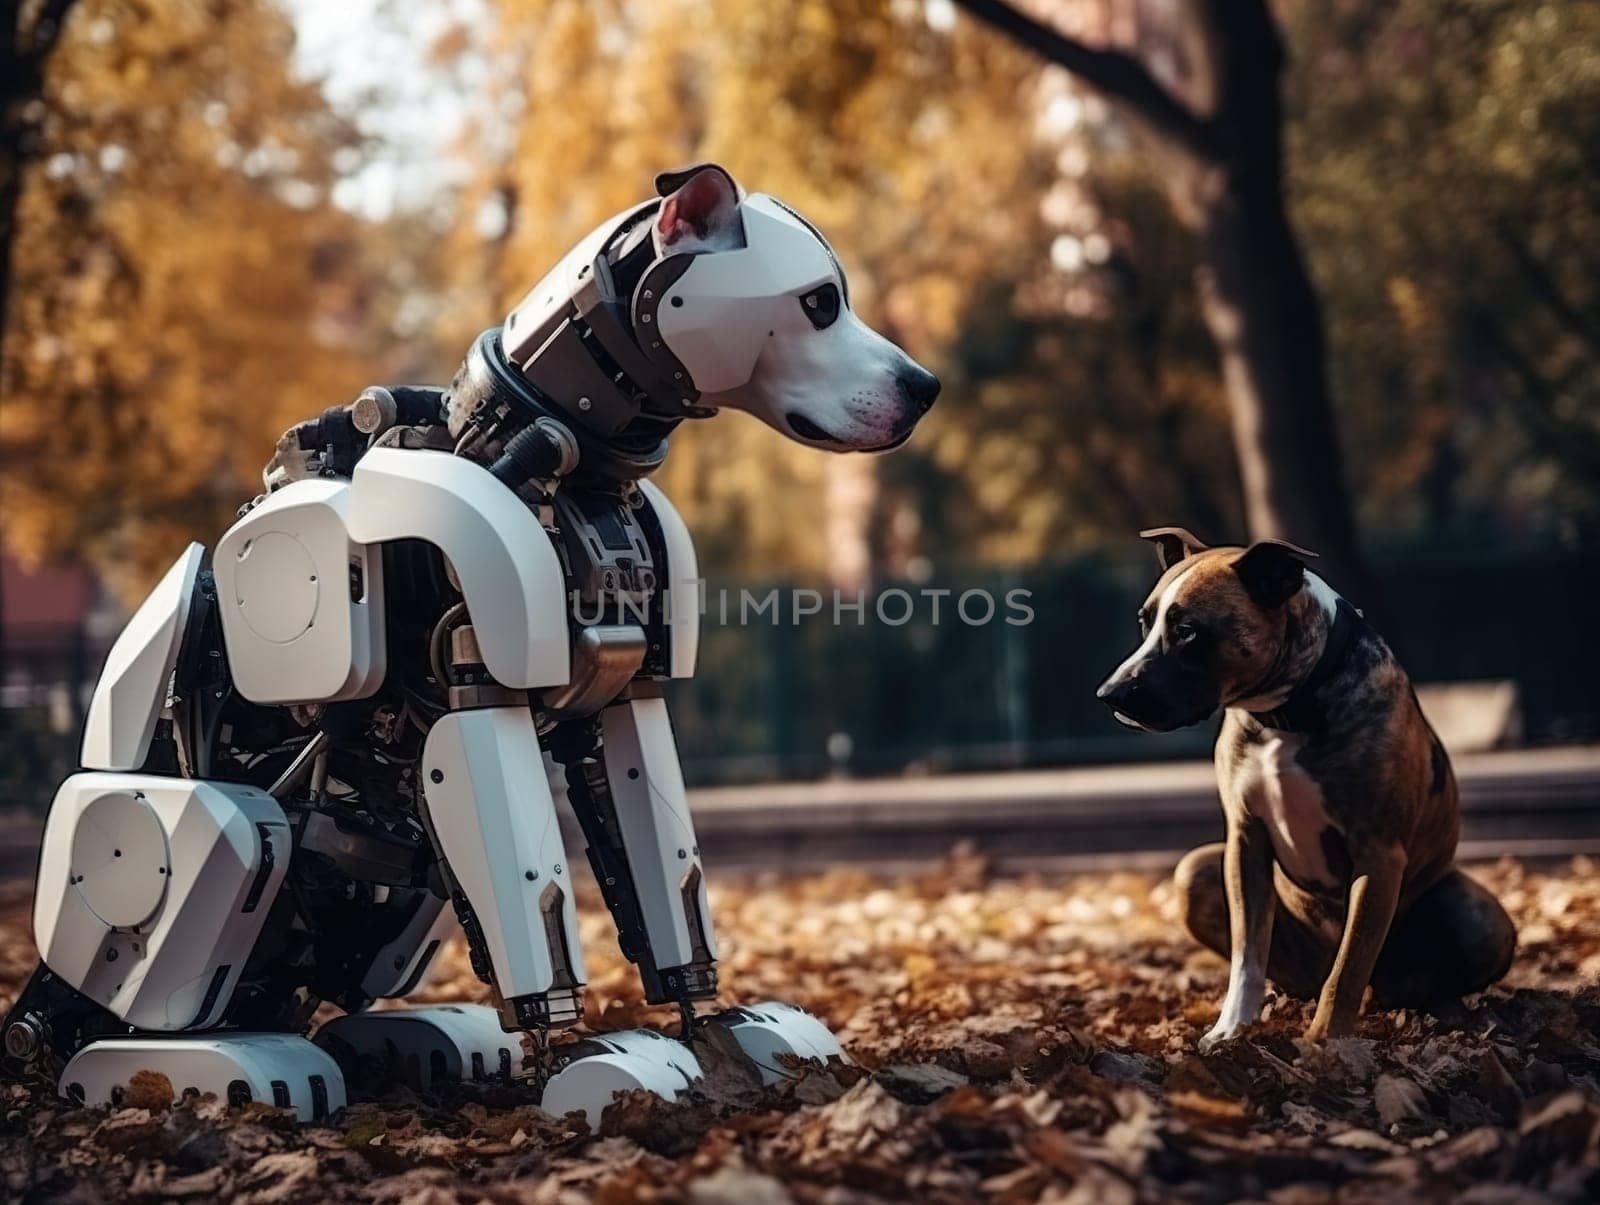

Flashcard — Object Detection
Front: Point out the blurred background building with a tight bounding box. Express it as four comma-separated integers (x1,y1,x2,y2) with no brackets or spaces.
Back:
2,0,1597,802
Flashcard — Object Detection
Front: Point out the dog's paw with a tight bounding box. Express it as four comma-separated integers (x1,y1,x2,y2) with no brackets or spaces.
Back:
1303,1005,1356,1043
1197,1024,1242,1054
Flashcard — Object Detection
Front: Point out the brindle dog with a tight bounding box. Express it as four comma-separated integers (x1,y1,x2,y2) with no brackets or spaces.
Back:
1096,528,1516,1048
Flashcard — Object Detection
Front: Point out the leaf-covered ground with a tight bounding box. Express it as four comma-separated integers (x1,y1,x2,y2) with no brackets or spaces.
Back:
3,852,1599,1202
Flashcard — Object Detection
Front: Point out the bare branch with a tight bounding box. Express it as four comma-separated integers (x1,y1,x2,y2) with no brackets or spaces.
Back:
949,0,1218,167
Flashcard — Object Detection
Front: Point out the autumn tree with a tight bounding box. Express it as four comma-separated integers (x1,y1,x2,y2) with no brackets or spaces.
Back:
0,0,385,596
1288,0,1600,544
2,1,81,383
946,0,1375,599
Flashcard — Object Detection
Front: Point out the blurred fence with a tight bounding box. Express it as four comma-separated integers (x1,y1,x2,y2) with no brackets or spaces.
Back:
2,543,1596,805
667,542,1600,783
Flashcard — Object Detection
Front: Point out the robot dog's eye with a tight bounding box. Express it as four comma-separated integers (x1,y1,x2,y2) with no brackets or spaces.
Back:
800,283,841,330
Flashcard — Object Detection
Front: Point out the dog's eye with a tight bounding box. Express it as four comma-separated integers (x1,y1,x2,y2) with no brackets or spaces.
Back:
1171,619,1202,647
800,283,841,330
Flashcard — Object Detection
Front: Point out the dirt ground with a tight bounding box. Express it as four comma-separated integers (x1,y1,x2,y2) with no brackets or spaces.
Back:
2,851,1598,1203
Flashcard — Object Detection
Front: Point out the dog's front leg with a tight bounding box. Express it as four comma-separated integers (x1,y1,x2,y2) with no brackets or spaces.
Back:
1199,813,1276,1052
1305,845,1405,1041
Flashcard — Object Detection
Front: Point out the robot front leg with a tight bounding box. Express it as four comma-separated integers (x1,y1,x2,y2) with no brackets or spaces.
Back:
386,705,699,1121
556,692,718,1025
553,692,845,1094
415,706,586,1032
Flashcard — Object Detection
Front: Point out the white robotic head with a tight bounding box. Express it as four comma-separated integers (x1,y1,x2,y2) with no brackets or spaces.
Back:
498,165,939,455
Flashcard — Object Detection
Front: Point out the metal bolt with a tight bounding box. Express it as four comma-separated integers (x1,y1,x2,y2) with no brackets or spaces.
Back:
4,1017,43,1060
430,769,444,784
643,289,654,300
640,313,652,324
578,397,592,411
524,870,537,881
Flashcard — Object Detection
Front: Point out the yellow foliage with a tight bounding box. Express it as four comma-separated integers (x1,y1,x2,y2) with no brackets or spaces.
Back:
0,0,385,598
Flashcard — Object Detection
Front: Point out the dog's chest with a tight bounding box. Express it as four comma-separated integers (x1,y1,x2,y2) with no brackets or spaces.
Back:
1237,733,1342,890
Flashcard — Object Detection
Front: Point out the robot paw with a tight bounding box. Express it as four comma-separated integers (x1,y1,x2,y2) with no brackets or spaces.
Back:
541,1028,702,1127
701,1001,846,1085
315,1004,522,1092
537,1004,845,1127
60,1033,346,1121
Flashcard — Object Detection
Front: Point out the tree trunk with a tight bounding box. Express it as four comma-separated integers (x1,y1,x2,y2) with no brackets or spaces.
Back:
1,0,80,710
1190,0,1375,603
950,0,1378,604
1,1,78,391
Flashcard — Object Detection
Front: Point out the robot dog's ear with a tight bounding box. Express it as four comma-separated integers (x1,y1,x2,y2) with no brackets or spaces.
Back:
655,164,742,251
1231,538,1320,610
1139,527,1210,571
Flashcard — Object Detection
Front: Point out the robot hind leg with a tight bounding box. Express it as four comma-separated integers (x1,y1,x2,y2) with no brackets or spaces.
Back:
10,771,344,1117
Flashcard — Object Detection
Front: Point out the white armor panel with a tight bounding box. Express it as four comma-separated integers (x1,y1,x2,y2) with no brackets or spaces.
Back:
316,1004,520,1089
81,543,204,772
599,697,717,967
62,1034,344,1120
348,448,570,690
636,480,699,679
35,773,290,1031
215,479,386,705
360,889,454,1000
421,708,585,1005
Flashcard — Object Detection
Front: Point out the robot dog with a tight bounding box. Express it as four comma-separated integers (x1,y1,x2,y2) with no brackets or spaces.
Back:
1,165,939,1123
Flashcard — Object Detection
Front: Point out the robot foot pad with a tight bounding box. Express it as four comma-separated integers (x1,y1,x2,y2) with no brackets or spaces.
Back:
542,1027,703,1127
699,1001,846,1086
315,1004,523,1092
60,1033,347,1121
543,1002,845,1128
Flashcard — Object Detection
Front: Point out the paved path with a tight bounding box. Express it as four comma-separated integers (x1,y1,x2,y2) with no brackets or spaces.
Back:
684,743,1600,872
1,745,1594,878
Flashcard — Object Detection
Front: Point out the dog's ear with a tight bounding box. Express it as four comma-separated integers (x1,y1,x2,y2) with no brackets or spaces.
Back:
1231,538,1319,610
1139,527,1210,572
655,164,742,252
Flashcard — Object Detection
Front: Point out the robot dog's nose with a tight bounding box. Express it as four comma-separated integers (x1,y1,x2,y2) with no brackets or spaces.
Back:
898,365,941,414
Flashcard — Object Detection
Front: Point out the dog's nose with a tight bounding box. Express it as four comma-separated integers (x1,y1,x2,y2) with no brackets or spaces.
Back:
898,366,941,414
1096,673,1137,708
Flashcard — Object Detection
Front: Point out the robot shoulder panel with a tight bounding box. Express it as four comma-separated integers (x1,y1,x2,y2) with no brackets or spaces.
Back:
346,448,569,690
81,543,205,772
214,478,386,706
